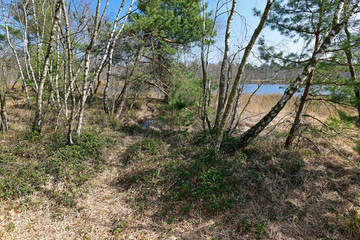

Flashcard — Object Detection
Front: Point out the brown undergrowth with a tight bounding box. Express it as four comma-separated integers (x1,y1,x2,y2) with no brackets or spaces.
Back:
0,91,359,239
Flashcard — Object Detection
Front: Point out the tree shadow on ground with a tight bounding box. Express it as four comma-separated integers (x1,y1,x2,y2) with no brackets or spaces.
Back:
111,125,360,239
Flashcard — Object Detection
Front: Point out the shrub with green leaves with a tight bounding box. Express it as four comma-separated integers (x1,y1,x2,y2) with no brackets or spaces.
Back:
0,152,47,198
124,137,166,163
45,132,104,186
158,67,203,130
0,132,106,201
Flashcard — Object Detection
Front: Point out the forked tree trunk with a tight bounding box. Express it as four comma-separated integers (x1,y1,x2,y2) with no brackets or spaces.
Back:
214,0,274,151
32,1,62,133
214,0,237,129
76,0,108,136
238,0,360,149
103,0,134,114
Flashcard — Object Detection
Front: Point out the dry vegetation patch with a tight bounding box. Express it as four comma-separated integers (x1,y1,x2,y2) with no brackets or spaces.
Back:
0,94,359,239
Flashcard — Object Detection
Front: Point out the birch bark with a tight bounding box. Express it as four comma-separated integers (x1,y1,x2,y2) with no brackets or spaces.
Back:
32,0,62,133
238,0,360,149
214,0,274,151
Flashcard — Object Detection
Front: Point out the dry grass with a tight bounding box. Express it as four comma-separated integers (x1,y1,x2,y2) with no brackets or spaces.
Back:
0,91,359,239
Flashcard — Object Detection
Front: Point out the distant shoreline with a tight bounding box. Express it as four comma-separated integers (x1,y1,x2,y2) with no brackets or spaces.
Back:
244,79,288,84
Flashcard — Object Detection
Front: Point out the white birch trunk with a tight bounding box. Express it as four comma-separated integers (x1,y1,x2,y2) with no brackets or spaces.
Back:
76,0,109,135
32,1,62,133
237,0,360,149
1,0,31,106
214,0,237,129
214,0,274,151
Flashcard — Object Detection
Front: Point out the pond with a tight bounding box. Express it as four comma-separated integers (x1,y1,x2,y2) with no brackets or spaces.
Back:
243,84,289,95
242,84,330,95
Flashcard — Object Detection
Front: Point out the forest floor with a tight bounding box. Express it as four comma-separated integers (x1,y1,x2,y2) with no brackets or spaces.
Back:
0,91,359,240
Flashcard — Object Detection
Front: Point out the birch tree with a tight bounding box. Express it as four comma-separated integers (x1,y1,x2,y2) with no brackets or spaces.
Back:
213,0,237,129
75,0,109,135
264,0,333,147
102,0,135,114
32,0,62,133
0,63,6,133
1,0,31,106
214,0,274,150
237,0,360,149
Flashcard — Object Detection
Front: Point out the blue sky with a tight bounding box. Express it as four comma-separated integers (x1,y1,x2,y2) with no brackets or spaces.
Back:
101,0,304,65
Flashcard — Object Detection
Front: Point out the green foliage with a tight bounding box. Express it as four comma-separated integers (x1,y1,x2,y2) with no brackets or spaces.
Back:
158,69,202,129
343,210,360,238
90,113,121,130
45,132,104,187
355,141,360,155
120,140,250,219
112,221,128,238
124,137,166,163
168,148,240,213
324,111,357,130
0,150,47,198
268,0,333,40
0,132,106,203
129,0,213,45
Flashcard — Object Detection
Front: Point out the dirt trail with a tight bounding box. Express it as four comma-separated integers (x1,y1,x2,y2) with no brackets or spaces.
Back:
0,136,137,239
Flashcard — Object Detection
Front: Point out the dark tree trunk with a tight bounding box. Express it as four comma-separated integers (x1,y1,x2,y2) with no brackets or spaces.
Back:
284,69,315,147
115,81,129,118
113,45,144,118
284,33,320,148
0,91,7,133
344,24,360,121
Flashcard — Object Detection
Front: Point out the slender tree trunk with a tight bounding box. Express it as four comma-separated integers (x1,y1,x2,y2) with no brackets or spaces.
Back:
200,0,209,130
103,0,131,113
55,28,61,108
0,69,7,133
226,48,245,132
199,0,222,130
21,3,39,92
114,45,144,118
32,1,62,134
228,88,242,131
1,1,31,107
284,69,315,147
61,0,75,145
343,24,360,121
214,0,237,129
214,0,274,151
31,0,42,80
103,59,113,114
229,84,262,133
0,91,7,133
237,0,359,149
115,81,129,118
76,0,109,136
284,34,320,148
